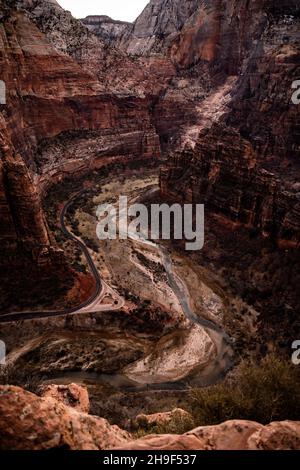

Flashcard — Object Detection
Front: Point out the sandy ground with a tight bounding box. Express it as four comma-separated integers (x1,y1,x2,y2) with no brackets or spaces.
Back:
73,173,231,384
2,172,232,388
124,324,216,383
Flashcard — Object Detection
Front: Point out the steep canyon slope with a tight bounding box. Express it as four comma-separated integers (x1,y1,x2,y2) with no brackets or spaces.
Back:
82,0,299,348
0,0,160,312
156,0,300,246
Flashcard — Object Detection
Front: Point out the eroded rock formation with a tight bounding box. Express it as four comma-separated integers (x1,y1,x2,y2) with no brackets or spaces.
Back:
117,0,199,56
0,114,49,251
39,383,90,413
81,15,130,45
0,0,161,310
0,385,299,450
130,408,193,431
160,0,300,245
0,385,131,450
117,419,300,451
1,7,160,168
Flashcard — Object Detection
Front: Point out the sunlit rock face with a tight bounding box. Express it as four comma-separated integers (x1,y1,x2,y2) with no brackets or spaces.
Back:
81,15,130,45
15,0,158,96
0,385,131,450
117,0,199,56
0,1,160,251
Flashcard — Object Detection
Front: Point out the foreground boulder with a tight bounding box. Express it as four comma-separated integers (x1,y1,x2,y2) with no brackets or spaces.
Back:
0,386,130,450
39,383,90,414
116,420,262,451
115,420,300,451
248,421,300,451
0,385,299,450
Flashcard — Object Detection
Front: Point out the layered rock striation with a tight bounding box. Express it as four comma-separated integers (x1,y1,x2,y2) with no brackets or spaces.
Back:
0,0,299,309
160,0,300,245
0,385,131,450
15,0,162,96
0,0,160,311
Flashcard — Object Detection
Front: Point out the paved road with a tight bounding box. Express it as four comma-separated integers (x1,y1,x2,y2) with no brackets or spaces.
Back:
0,192,103,324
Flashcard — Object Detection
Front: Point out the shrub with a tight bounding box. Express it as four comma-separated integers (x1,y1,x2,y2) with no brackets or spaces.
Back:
133,410,195,439
189,354,300,426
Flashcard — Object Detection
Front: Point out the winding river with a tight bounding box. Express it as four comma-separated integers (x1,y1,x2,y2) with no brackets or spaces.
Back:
89,186,234,388
2,181,234,390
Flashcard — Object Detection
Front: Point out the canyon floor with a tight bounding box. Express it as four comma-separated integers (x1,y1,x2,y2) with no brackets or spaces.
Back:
2,164,293,427
0,166,239,420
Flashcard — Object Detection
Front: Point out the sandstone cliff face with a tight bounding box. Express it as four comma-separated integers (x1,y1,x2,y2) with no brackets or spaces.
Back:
16,0,158,96
81,15,130,45
0,105,90,312
0,3,160,210
118,0,199,56
118,419,300,451
0,1,160,311
160,0,300,245
1,385,300,450
0,0,298,307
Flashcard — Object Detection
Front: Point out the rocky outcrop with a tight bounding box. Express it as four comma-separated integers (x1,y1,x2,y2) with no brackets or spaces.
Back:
81,15,131,45
117,419,300,451
39,383,90,413
0,385,299,450
0,385,130,450
0,114,49,251
118,0,199,56
160,0,300,245
160,125,300,246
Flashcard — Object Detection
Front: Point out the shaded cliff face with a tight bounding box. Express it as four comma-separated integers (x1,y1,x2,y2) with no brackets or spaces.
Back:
160,0,300,246
0,114,49,250
112,0,299,158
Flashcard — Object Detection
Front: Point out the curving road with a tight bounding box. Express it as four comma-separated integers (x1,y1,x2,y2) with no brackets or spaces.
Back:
1,185,233,388
0,192,104,324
